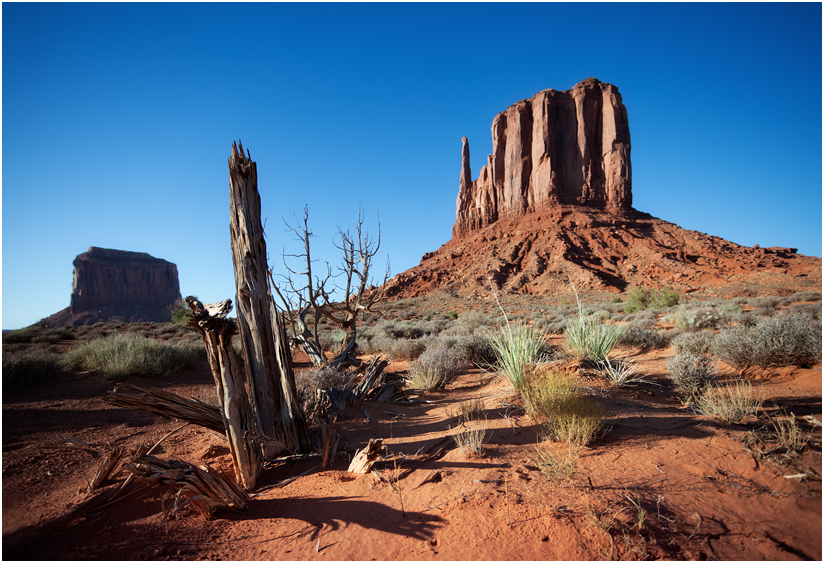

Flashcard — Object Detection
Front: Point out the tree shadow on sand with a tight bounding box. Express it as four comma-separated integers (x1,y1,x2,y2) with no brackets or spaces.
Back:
240,495,444,542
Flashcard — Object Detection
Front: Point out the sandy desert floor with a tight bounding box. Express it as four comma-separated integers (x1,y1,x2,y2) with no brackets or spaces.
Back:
2,335,822,561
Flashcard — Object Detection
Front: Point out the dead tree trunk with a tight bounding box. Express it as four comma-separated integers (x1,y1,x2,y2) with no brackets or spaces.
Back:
186,297,261,491
228,141,309,456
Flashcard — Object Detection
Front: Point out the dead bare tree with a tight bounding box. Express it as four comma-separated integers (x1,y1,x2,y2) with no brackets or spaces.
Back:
228,141,309,456
272,204,390,369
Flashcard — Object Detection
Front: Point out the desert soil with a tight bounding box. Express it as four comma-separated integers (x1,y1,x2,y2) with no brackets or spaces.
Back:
3,341,821,561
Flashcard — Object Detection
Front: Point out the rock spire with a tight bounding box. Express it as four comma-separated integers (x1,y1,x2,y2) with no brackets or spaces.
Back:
454,78,632,237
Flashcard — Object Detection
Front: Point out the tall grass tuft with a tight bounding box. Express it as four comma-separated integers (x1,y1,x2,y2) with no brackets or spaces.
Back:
564,316,625,364
62,333,199,380
488,325,551,391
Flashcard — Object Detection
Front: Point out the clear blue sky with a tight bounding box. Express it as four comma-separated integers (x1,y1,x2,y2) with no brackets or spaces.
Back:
3,3,821,329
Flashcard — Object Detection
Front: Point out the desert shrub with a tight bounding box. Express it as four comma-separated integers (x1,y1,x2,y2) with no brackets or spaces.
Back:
454,311,494,334
535,318,568,335
380,337,428,361
564,316,624,364
780,291,822,306
61,333,199,380
748,296,781,310
696,380,762,424
3,347,66,389
665,352,718,404
751,311,821,367
3,326,44,344
730,311,758,327
672,331,715,356
672,305,732,332
30,327,77,344
624,286,678,314
618,327,672,350
489,325,552,391
406,341,464,391
520,368,605,447
318,329,345,351
445,333,498,366
711,327,754,370
712,311,821,369
786,301,822,322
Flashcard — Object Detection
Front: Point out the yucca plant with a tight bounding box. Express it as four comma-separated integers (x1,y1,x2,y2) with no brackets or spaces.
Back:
488,324,551,391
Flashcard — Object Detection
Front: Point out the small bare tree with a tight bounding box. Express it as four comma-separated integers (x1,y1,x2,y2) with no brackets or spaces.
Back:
271,205,390,369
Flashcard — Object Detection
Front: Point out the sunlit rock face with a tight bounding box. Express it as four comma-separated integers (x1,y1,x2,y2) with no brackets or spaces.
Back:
454,78,632,237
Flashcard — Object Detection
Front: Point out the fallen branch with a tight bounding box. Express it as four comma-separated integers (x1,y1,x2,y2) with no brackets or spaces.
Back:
106,383,225,435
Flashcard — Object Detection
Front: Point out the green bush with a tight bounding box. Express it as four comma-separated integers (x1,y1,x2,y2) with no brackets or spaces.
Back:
62,333,199,380
3,347,66,389
3,326,44,344
624,287,678,314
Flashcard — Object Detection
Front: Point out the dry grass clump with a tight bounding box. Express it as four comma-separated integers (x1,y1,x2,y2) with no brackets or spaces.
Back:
450,420,488,458
296,365,356,424
596,355,652,388
768,414,813,453
61,333,199,380
665,352,718,404
533,444,578,485
3,347,67,389
696,380,763,423
521,367,606,447
448,397,486,425
405,340,464,391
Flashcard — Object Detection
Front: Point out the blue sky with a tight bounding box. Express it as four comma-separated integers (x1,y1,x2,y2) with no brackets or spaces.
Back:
3,3,821,329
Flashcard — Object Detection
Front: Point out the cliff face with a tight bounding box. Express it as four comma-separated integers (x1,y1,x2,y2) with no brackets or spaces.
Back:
45,247,181,326
454,78,632,237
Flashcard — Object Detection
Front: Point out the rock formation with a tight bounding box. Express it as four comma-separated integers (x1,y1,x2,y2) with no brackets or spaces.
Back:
44,247,181,326
382,78,821,300
454,77,632,237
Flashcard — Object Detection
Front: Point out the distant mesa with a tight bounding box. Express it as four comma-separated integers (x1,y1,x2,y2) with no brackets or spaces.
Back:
43,247,181,326
385,78,821,299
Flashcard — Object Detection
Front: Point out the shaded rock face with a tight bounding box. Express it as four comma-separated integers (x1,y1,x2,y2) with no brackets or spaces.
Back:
455,78,632,237
47,247,181,325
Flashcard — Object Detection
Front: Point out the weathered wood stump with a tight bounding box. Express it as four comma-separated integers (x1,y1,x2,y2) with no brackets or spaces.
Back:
186,297,261,490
